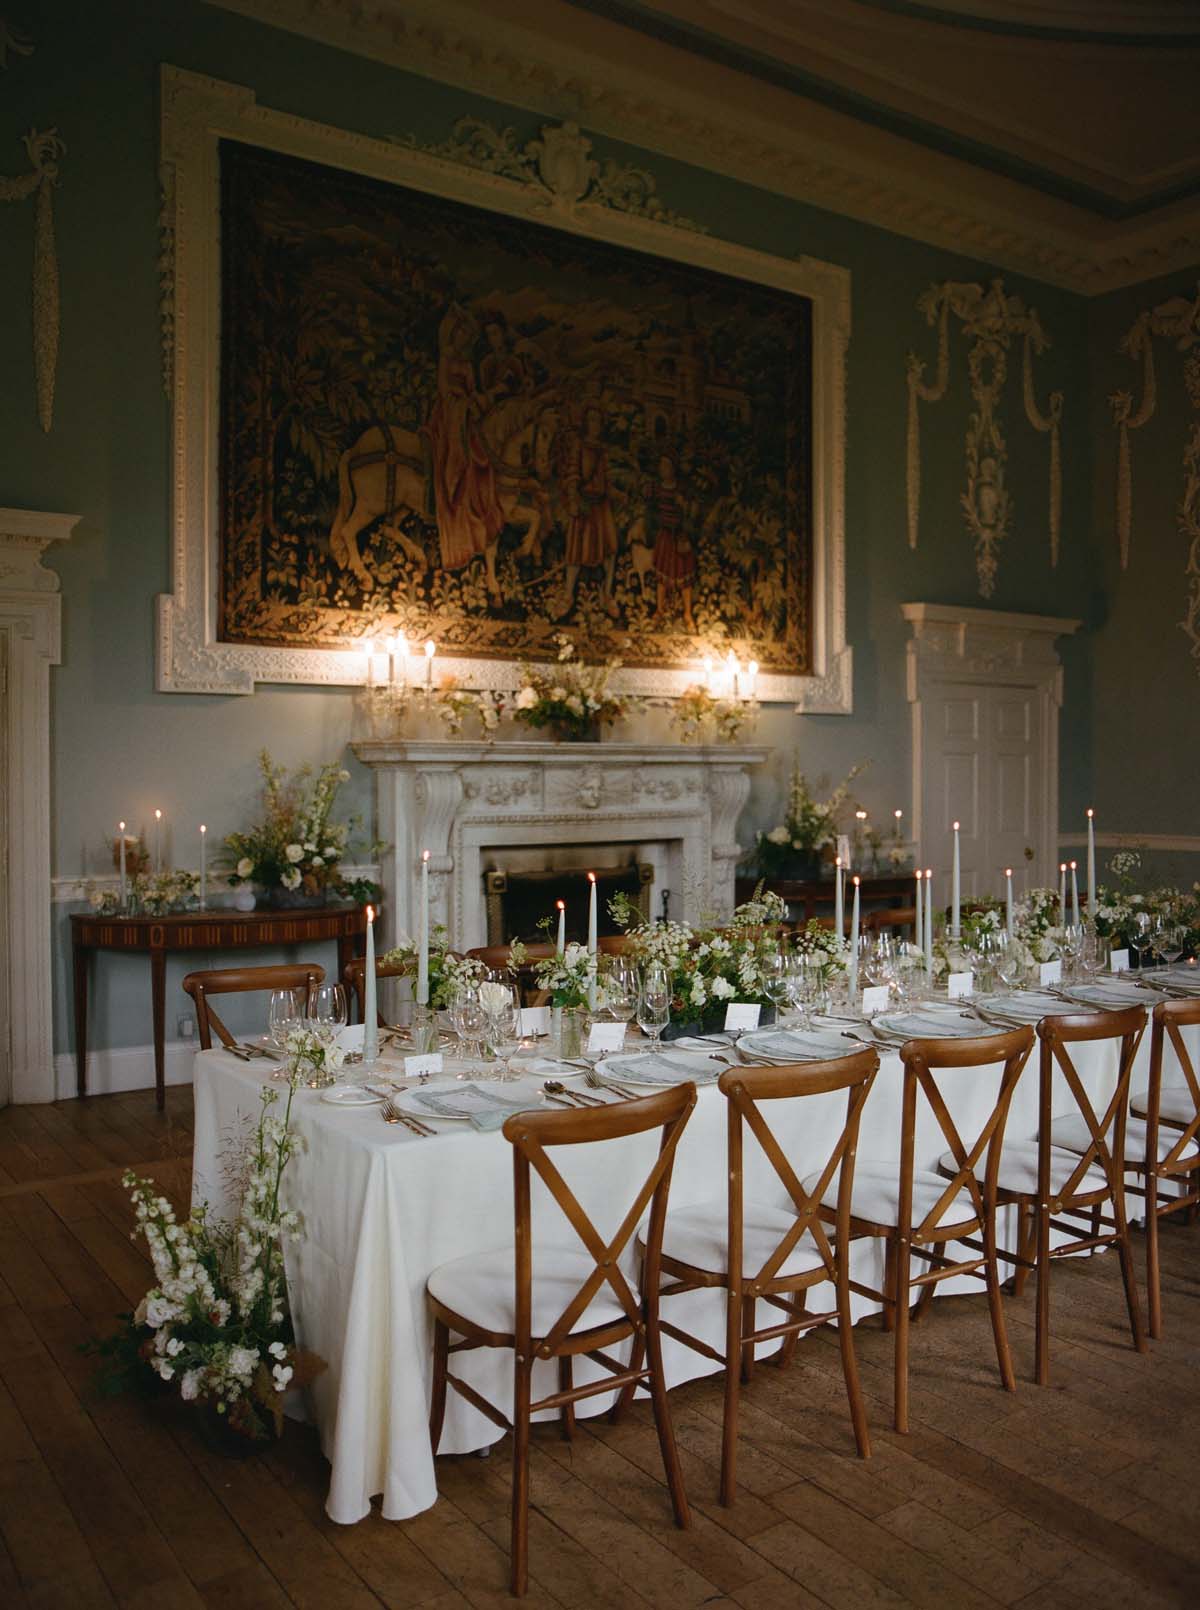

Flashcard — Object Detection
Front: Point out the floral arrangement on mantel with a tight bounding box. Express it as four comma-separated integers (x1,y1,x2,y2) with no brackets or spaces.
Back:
89,1080,323,1449
380,924,488,1009
609,885,788,1029
751,760,868,879
87,868,200,918
223,752,372,905
512,635,629,741
670,683,755,744
433,679,505,739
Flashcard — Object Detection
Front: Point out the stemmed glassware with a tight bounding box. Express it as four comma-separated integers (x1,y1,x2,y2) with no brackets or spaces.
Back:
599,958,638,1031
1152,922,1185,971
993,933,1025,994
1078,926,1106,981
637,962,671,1053
763,951,793,1022
480,980,523,1082
1130,912,1154,972
1059,923,1084,984
267,987,305,1078
449,980,488,1069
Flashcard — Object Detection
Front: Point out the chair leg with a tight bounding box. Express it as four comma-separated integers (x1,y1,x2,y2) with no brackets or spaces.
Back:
911,1276,936,1325
740,1295,756,1384
720,1288,742,1506
610,1332,645,1423
776,1294,804,1370
429,1319,449,1454
558,1356,576,1441
881,1238,897,1330
1146,1174,1163,1341
510,1354,533,1597
892,1234,912,1435
1111,1187,1148,1356
982,1206,1016,1395
1034,1205,1052,1386
1011,1202,1035,1297
644,1315,690,1530
836,1260,871,1459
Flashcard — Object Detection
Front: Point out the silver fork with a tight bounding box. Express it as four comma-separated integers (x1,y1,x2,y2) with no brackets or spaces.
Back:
583,1068,638,1100
381,1097,433,1136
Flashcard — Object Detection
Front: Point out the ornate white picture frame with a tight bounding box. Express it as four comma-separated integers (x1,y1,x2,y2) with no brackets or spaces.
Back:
156,66,851,709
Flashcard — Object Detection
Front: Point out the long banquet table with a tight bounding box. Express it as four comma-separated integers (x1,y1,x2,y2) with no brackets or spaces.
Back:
191,1020,1183,1526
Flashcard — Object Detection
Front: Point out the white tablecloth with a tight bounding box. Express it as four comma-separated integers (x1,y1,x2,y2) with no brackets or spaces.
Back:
190,1023,1185,1525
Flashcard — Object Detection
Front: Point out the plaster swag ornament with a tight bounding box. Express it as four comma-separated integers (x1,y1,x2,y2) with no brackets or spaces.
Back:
1110,281,1200,671
906,279,1063,597
1,128,64,432
0,17,33,68
391,116,707,234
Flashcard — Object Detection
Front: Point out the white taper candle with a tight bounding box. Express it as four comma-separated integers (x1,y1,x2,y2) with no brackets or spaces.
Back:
199,824,207,910
1086,808,1096,912
118,822,127,908
951,821,961,937
1070,861,1080,928
363,904,378,1064
848,876,861,997
416,851,430,1006
1005,868,1014,938
587,871,598,1010
924,868,934,973
556,899,566,956
914,868,923,954
834,856,844,938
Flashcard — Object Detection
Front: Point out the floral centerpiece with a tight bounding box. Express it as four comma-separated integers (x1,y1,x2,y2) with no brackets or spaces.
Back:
610,886,788,1034
223,751,364,908
90,1076,322,1451
751,760,867,881
87,868,200,917
532,941,596,1008
1092,851,1200,955
511,635,629,742
1012,887,1065,965
670,683,754,745
434,679,505,739
380,924,487,1009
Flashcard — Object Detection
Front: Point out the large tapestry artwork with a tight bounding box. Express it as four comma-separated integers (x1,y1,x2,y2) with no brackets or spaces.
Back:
219,140,813,673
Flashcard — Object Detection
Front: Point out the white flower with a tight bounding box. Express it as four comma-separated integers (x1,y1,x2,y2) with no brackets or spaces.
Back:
89,890,106,911
281,867,302,890
229,1345,259,1381
324,1043,346,1071
710,976,736,1001
145,1294,175,1328
268,1341,288,1360
180,1369,203,1402
565,694,584,716
310,855,324,868
766,825,790,845
236,857,254,878
285,844,304,863
550,686,568,702
165,1336,184,1357
272,1363,294,1392
157,1362,175,1381
323,846,338,859
515,685,538,710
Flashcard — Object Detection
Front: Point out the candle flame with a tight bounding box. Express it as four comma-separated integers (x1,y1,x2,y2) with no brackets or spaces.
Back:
1059,862,1067,872
835,855,841,868
894,808,902,818
200,824,206,833
1005,867,1012,876
587,871,596,884
748,659,759,675
915,869,922,880
1070,860,1077,870
424,639,436,657
925,868,932,877
1086,807,1094,818
952,820,960,831
366,904,374,922
119,820,125,831
556,899,565,911
422,849,430,863
155,808,162,821
852,875,861,886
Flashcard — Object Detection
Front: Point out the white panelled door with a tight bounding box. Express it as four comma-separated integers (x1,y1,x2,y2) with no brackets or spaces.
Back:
903,604,1079,904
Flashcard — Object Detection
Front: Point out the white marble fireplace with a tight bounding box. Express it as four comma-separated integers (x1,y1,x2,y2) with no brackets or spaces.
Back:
352,740,769,948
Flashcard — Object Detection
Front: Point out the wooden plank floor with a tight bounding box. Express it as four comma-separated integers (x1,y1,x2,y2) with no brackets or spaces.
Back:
1,1087,1197,1608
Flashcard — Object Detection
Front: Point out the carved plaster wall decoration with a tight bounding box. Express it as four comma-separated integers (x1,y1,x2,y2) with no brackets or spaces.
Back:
391,116,707,234
1110,282,1200,670
906,279,1063,597
1,128,63,431
0,17,33,68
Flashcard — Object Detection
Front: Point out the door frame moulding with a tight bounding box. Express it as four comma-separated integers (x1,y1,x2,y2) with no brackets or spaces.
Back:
155,65,852,711
902,601,1079,883
0,509,77,1105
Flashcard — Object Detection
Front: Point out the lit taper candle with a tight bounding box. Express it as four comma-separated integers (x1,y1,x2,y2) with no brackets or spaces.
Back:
154,808,163,874
951,820,961,937
199,824,207,910
1070,861,1080,928
1005,867,1014,938
924,868,934,973
118,821,127,908
1059,862,1067,924
848,876,861,997
587,871,598,1010
416,850,430,1006
556,899,566,955
363,904,378,1065
1086,808,1096,911
914,868,923,954
834,855,844,938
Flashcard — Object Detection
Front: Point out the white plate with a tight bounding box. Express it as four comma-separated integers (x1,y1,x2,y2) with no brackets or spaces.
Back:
873,1010,995,1041
596,1050,722,1086
319,1083,384,1107
738,1027,852,1062
508,1057,586,1081
389,1075,545,1121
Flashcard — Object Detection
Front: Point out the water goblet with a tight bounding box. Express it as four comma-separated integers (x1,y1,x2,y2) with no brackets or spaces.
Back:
1078,926,1106,980
994,933,1025,994
267,987,305,1078
1059,923,1084,984
599,958,638,1030
1130,912,1154,972
480,980,522,1081
763,952,793,1022
1153,923,1185,971
637,962,671,1053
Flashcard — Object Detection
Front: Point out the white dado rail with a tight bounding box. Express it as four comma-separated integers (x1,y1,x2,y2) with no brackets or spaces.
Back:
352,740,769,949
0,508,79,1105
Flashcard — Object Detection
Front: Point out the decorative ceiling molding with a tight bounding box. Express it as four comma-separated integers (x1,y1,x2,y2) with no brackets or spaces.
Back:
207,0,1200,295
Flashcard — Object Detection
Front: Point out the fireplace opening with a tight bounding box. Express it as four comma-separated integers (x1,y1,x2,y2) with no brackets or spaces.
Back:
484,861,654,945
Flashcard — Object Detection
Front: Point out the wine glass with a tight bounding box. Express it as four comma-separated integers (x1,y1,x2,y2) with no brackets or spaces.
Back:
1078,926,1106,981
449,980,488,1068
1153,923,1185,971
1059,923,1084,984
309,982,348,1039
637,963,671,1053
599,958,638,1029
994,933,1025,995
1130,912,1154,972
480,980,522,1082
762,952,793,1022
267,987,305,1076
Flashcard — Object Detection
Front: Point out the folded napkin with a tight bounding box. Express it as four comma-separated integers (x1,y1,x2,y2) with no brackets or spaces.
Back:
413,1082,533,1132
1064,980,1151,1008
873,1012,986,1040
670,1034,735,1051
604,1053,722,1086
739,1029,849,1062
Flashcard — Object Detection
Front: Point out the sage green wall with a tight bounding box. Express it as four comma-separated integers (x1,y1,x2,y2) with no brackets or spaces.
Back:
2,0,1097,1060
1086,268,1200,892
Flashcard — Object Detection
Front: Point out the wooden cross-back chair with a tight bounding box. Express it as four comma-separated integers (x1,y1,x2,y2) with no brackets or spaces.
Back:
182,964,325,1050
638,1050,878,1506
865,906,917,939
342,956,415,1025
465,943,556,1006
817,1025,1035,1433
426,1083,696,1596
1123,999,1200,1337
996,1006,1147,1384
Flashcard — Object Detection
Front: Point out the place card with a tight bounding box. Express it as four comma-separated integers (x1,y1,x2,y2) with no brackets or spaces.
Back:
404,1052,443,1077
861,985,890,1017
519,1006,550,1037
947,971,974,1000
587,1021,626,1055
336,1023,365,1050
1110,949,1130,973
1039,959,1062,987
724,1002,761,1031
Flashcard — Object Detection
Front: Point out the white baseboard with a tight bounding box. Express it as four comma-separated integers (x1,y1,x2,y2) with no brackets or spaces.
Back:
54,1041,198,1101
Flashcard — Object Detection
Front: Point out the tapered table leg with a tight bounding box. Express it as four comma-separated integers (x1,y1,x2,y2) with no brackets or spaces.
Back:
73,937,89,1098
151,947,167,1110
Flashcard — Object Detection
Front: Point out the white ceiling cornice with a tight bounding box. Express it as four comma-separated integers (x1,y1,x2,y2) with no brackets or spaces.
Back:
207,0,1200,293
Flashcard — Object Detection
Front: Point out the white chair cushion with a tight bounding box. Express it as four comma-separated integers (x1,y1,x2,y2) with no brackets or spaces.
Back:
943,1141,1107,1199
427,1246,629,1338
1130,1085,1195,1125
802,1159,977,1230
659,1199,825,1279
1050,1111,1199,1165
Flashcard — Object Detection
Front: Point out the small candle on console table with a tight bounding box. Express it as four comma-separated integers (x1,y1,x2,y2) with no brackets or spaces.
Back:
587,872,598,1009
1086,808,1096,911
391,632,408,693
154,808,163,874
424,639,436,693
1005,867,1014,938
746,660,759,701
914,868,923,953
951,821,961,937
1059,862,1067,924
363,905,379,1065
1070,861,1080,928
118,821,127,907
416,851,430,1007
834,856,844,938
924,868,934,972
556,899,566,956
199,824,207,910
848,876,861,996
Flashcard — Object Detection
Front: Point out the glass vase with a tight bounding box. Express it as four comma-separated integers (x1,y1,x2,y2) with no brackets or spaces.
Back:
553,1005,587,1060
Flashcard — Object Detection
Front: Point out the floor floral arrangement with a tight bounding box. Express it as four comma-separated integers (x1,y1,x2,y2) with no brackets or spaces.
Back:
88,1074,322,1451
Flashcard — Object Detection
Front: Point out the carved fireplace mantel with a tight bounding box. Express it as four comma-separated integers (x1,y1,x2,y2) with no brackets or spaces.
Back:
351,739,769,948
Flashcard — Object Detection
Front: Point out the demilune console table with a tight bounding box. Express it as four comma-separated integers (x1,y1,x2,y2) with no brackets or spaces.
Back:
70,905,370,1108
